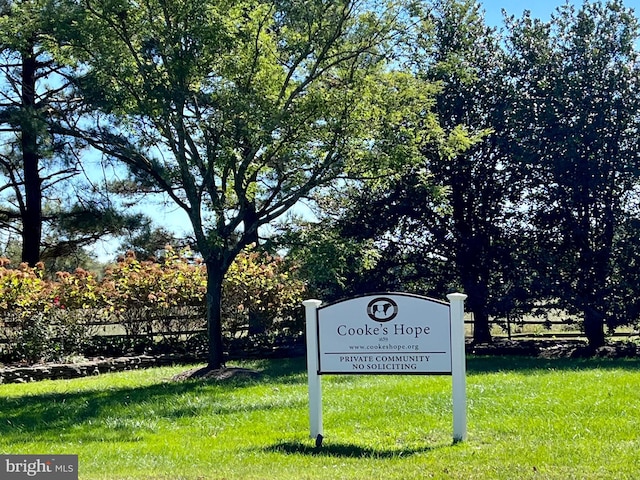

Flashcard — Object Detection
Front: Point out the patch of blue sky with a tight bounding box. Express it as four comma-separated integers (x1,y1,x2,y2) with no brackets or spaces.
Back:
480,0,640,27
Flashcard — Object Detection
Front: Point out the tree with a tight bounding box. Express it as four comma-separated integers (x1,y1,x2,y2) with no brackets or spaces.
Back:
280,67,454,302
118,223,181,261
504,0,640,347
0,0,52,265
66,0,422,369
334,0,524,343
281,216,386,302
0,0,146,268
412,0,517,343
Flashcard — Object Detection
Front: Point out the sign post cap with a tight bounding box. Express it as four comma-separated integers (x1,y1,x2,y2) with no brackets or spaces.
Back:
302,299,322,308
447,293,468,301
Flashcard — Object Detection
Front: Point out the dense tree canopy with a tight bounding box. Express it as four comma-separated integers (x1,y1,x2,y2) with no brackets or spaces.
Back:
0,0,147,268
289,0,640,348
504,0,640,346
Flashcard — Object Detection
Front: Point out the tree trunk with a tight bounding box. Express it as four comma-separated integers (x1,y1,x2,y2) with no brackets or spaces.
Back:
454,223,492,344
464,278,492,344
205,259,226,369
583,305,606,349
471,308,492,344
21,49,42,266
449,168,493,345
206,260,224,369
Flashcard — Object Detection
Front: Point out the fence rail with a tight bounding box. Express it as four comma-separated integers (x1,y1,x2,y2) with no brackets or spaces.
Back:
464,319,639,340
2,314,637,349
0,304,307,363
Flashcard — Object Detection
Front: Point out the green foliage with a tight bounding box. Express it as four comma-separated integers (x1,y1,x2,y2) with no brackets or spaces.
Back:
62,0,429,368
119,224,181,261
503,0,640,345
0,261,97,361
0,0,153,266
295,0,640,348
102,248,207,312
297,0,506,333
223,248,305,338
0,260,52,317
280,224,382,301
68,0,412,253
5,0,640,357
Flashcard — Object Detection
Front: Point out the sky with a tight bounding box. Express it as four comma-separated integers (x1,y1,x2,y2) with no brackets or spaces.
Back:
480,0,640,26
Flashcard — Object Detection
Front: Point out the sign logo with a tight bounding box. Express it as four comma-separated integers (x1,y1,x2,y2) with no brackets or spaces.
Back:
366,297,398,322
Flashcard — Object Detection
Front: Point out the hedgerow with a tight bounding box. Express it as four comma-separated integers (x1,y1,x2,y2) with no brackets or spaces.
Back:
0,247,305,363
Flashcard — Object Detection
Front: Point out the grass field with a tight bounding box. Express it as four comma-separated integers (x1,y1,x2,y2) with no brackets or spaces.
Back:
1,356,639,479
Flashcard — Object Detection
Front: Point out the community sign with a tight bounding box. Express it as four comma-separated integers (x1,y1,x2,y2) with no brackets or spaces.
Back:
303,292,468,444
316,293,452,374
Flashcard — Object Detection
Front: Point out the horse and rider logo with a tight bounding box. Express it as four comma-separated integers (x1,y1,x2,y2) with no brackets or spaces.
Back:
366,297,398,322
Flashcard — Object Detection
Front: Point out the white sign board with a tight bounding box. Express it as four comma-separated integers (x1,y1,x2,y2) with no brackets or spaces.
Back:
317,294,451,374
303,292,467,445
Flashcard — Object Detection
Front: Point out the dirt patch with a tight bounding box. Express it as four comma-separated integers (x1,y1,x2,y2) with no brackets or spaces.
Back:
172,366,262,382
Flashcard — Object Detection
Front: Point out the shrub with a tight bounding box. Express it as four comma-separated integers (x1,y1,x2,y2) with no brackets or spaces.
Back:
223,249,306,341
0,247,306,363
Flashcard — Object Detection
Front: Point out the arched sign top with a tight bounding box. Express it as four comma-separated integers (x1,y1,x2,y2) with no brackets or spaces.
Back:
317,291,448,311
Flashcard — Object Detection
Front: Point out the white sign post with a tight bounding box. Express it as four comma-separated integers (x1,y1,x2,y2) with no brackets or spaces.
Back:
302,299,323,441
448,293,468,443
303,292,467,445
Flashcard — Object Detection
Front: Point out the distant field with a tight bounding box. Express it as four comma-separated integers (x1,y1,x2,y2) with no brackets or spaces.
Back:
1,356,639,479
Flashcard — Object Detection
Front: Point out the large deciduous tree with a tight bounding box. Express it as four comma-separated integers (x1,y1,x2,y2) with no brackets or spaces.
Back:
281,70,451,302
504,0,640,348
417,0,518,343
68,0,424,369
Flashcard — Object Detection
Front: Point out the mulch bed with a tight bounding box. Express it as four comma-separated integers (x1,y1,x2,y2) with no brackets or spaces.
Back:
172,366,262,382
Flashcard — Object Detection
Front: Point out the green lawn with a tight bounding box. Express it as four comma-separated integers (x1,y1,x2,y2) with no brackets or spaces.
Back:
1,356,639,479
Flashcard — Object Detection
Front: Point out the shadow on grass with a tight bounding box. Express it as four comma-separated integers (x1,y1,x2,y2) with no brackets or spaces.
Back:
0,357,308,443
265,440,450,458
251,356,307,384
467,355,640,374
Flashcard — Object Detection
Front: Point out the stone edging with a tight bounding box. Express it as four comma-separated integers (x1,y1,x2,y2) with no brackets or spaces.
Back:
0,354,204,384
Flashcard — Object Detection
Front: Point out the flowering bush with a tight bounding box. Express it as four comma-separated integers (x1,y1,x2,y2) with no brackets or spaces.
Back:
0,261,53,318
102,247,207,312
223,250,305,340
0,262,60,362
99,248,207,337
0,247,305,363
